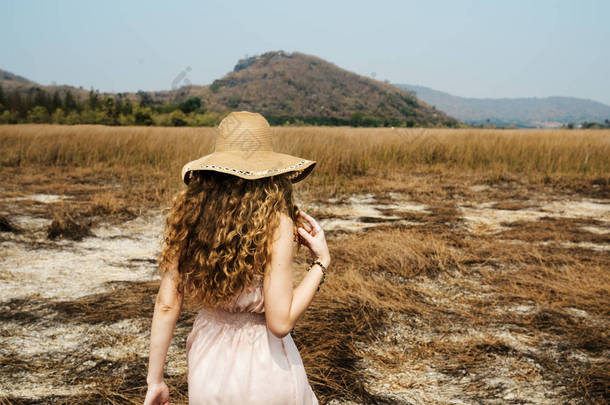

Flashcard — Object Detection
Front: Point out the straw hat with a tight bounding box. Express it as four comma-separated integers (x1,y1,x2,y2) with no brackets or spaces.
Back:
181,111,316,185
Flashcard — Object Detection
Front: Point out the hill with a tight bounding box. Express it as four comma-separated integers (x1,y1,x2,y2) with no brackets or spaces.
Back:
395,84,610,128
154,51,458,126
193,51,458,126
0,68,92,100
0,68,35,85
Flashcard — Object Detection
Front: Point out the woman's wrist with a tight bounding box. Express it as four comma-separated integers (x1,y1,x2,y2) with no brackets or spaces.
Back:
146,374,164,386
316,255,330,269
308,257,329,292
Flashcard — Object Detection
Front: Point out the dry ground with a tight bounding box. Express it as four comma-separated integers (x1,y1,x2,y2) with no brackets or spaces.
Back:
0,125,608,404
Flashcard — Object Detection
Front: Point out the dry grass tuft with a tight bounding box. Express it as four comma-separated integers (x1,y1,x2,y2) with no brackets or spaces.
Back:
84,192,138,220
0,215,21,233
46,209,93,241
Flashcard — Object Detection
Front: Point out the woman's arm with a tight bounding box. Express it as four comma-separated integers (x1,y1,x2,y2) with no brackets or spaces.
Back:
264,211,330,339
146,258,184,385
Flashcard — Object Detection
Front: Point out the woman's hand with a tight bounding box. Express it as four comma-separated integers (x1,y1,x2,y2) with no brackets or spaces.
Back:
296,210,331,268
143,381,170,405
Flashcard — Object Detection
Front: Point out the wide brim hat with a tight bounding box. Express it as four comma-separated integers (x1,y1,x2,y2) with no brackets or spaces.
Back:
181,111,316,185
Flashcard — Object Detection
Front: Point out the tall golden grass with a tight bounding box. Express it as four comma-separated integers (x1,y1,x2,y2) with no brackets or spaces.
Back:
1,124,608,189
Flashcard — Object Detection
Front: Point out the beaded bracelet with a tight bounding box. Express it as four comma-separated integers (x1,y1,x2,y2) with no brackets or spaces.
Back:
307,259,327,291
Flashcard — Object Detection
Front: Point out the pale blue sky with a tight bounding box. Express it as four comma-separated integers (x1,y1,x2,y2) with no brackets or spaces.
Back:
2,0,609,104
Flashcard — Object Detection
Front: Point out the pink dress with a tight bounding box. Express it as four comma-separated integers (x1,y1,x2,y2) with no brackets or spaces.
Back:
185,274,319,404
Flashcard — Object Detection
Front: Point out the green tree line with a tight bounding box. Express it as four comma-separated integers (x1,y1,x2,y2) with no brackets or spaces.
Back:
0,85,223,126
0,85,429,127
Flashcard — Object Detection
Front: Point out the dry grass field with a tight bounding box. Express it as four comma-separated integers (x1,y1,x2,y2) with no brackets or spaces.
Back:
0,124,608,404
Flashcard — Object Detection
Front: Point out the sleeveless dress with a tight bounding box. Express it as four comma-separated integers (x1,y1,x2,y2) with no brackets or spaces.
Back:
185,273,319,404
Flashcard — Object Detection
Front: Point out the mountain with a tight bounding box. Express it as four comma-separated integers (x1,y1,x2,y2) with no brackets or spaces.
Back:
0,68,91,99
395,84,610,128
166,51,459,126
0,69,35,85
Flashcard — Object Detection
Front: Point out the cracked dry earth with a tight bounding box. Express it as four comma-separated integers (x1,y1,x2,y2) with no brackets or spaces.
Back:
1,184,609,404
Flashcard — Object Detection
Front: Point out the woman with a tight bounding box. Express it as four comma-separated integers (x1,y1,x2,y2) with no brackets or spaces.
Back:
144,111,330,405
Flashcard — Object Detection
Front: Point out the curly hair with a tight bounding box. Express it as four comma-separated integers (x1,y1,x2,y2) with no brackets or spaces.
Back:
157,170,304,310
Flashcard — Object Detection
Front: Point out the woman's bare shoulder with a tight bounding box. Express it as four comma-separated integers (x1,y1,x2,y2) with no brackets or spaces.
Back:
275,212,294,236
272,212,297,252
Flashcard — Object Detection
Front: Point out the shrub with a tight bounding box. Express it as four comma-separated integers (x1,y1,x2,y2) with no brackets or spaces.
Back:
227,96,241,108
119,113,135,126
101,97,119,125
0,110,18,124
178,97,202,114
27,106,50,123
134,107,153,126
170,110,187,126
80,109,97,124
65,111,81,125
51,108,66,124
194,111,223,126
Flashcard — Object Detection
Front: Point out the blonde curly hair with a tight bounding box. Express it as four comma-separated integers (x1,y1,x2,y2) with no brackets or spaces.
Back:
157,170,303,310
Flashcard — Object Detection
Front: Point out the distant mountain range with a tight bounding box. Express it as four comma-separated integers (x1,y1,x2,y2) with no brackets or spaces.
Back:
395,84,610,128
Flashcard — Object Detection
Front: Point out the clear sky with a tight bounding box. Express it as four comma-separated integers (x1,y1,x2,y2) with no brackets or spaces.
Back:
3,0,609,104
